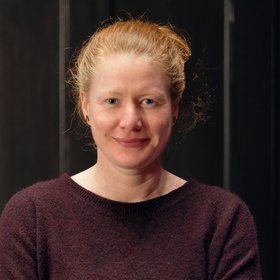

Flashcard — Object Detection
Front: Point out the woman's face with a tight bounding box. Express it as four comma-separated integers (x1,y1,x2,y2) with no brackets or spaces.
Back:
81,53,178,171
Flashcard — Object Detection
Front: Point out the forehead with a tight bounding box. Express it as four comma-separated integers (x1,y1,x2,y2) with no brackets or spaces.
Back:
90,53,170,90
96,53,163,73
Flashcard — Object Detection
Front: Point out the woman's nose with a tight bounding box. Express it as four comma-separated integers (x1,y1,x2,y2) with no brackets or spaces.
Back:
119,104,143,130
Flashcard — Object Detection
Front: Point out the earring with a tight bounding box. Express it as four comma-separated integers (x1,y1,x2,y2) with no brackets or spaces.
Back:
93,142,97,150
86,115,90,123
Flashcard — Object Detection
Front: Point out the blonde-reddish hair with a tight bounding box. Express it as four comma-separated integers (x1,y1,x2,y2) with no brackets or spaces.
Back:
70,18,191,123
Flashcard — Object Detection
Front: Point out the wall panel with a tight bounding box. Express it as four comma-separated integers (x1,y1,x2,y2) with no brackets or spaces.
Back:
230,0,280,278
0,0,60,210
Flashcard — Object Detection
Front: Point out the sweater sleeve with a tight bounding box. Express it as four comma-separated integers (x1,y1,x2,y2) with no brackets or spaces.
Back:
0,191,38,280
211,199,262,280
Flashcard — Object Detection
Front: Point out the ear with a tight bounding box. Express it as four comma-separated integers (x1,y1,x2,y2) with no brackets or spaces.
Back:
80,91,89,120
172,101,179,119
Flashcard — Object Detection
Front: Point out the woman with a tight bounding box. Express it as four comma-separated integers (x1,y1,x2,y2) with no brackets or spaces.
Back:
0,19,262,279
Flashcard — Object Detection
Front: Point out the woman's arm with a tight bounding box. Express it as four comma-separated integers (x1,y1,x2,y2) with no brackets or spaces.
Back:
211,200,262,280
0,191,38,279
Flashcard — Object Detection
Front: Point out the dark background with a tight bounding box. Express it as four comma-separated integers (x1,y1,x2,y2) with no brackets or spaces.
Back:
0,1,279,279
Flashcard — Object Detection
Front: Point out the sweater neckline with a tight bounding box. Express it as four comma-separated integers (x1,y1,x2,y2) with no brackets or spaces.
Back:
60,173,195,217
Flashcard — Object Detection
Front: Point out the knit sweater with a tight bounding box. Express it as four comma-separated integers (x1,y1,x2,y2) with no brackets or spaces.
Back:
0,174,262,280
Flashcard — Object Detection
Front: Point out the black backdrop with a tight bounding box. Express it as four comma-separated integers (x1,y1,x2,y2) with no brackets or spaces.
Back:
0,1,279,279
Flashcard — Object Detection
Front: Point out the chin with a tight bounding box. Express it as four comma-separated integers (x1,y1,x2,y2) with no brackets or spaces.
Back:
111,153,161,171
114,160,150,170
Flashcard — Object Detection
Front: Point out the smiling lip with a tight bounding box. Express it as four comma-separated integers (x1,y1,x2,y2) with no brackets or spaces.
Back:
113,137,149,148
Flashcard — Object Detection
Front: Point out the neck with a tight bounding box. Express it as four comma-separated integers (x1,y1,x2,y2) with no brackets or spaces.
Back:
88,159,169,202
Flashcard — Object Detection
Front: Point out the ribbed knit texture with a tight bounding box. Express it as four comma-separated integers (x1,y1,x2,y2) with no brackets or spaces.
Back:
0,174,262,279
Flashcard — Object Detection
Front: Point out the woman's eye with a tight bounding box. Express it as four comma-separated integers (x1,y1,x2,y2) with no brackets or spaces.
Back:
105,98,119,105
142,98,155,106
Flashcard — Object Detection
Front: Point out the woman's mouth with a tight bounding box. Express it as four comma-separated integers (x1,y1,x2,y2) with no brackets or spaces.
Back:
113,137,149,148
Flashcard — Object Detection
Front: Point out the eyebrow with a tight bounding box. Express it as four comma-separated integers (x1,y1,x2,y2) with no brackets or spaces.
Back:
93,90,168,100
93,91,122,100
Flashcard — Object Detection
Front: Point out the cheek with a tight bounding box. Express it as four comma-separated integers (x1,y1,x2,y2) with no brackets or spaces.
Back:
151,116,173,137
90,111,117,135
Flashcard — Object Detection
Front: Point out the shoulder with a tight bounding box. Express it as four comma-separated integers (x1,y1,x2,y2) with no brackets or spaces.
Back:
18,174,68,199
1,174,70,217
185,179,245,207
181,181,259,253
180,180,254,225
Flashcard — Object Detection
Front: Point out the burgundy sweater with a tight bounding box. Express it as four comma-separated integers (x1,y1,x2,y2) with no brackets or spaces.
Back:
0,174,262,279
